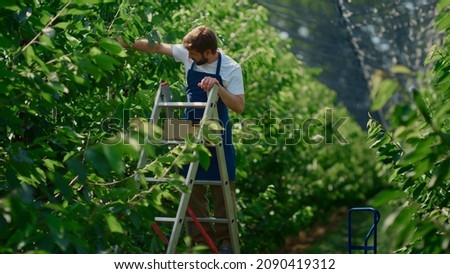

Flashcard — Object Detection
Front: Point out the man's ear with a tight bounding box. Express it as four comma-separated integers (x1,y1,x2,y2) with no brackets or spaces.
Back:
203,49,212,57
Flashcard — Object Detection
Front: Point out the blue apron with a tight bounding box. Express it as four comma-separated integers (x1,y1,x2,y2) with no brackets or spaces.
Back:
183,53,236,181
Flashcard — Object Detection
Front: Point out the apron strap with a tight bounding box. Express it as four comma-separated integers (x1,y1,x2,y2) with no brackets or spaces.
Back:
215,52,222,76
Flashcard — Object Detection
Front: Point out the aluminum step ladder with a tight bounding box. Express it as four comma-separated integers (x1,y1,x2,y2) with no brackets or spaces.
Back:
135,82,240,254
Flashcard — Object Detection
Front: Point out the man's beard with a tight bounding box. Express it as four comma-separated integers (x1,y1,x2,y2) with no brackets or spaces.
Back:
195,55,208,65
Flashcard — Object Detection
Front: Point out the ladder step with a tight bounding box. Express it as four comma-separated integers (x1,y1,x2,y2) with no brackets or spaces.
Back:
146,177,170,183
152,140,189,145
195,180,222,186
155,216,228,224
145,177,222,186
158,102,208,108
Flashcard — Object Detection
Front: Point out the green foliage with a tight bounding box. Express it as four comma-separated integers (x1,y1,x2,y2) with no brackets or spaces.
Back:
0,0,379,253
0,0,190,253
367,1,449,253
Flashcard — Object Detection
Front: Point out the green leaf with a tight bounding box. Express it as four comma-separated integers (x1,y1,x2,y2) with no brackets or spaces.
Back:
412,90,431,124
99,38,125,56
0,0,19,10
73,0,117,4
67,158,88,183
43,159,64,172
411,182,426,200
63,8,93,16
105,214,124,234
92,54,121,71
86,145,111,177
0,34,14,48
389,206,416,247
391,65,412,75
177,153,197,166
146,29,162,46
435,102,450,126
89,46,102,56
158,155,175,164
428,157,450,188
42,203,67,213
414,157,431,177
437,0,450,11
53,22,70,29
397,164,414,175
39,34,55,49
369,133,389,149
202,120,223,145
402,177,415,190
401,149,429,166
197,145,211,171
79,58,104,81
102,144,124,176
370,78,399,111
54,173,73,199
371,190,406,207
147,163,164,177
73,0,100,4
33,53,50,74
62,151,77,163
23,46,36,66
367,118,382,140
436,11,450,32
424,45,443,65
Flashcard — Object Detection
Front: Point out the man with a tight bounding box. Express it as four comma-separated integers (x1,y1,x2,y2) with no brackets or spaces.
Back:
117,26,245,253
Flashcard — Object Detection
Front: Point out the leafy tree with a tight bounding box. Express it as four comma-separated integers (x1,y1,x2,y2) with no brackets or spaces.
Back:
367,0,449,253
0,0,192,253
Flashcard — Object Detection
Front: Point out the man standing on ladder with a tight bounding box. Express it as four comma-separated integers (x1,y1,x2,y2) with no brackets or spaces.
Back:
117,25,245,253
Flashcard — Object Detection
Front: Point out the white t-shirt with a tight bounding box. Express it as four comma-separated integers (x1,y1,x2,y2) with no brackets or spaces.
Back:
172,44,244,95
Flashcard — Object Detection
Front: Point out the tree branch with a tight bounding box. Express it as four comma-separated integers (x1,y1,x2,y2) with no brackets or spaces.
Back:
13,0,73,61
107,0,126,31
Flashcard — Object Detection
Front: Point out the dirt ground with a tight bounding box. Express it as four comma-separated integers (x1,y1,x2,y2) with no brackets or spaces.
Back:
278,207,349,254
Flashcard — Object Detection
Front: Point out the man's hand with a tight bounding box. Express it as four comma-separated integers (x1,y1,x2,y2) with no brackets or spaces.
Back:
198,76,245,114
198,76,219,92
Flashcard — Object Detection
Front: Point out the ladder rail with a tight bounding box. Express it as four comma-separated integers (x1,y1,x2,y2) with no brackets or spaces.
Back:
134,83,165,184
135,83,173,183
216,140,240,253
166,160,200,254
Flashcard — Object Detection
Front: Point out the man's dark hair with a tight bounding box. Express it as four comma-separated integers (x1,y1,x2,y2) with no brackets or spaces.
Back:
183,25,218,54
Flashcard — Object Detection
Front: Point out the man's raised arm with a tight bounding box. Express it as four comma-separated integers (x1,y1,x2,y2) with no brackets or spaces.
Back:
116,37,173,56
